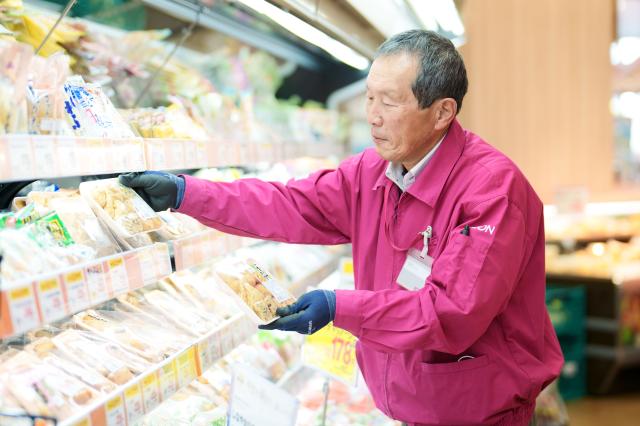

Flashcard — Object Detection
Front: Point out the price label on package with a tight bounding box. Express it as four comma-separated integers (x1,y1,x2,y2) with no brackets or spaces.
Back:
37,278,67,323
158,360,178,400
141,372,161,414
176,347,198,388
85,263,109,304
303,322,358,385
107,257,129,294
5,285,40,335
228,365,298,426
124,382,145,424
138,249,157,285
63,270,90,313
105,394,126,426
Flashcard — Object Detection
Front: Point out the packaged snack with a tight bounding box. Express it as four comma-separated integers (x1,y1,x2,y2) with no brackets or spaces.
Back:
62,75,135,138
142,289,221,335
167,269,239,319
150,211,205,241
26,53,73,135
0,39,31,134
73,309,165,362
52,329,149,384
25,337,116,394
79,178,163,238
214,258,295,324
0,351,100,420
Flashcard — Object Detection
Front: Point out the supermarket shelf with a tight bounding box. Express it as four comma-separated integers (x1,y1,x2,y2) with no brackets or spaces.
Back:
0,135,340,183
0,243,172,339
0,135,146,183
170,229,261,271
288,253,344,297
59,312,256,426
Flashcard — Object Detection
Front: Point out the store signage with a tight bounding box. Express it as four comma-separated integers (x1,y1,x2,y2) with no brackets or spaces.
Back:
228,365,298,426
303,322,358,385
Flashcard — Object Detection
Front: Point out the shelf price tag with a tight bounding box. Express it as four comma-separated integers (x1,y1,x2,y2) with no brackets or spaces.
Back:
69,417,90,426
107,257,129,295
176,347,198,388
37,278,67,323
302,322,358,385
138,248,157,285
32,137,57,177
228,365,298,426
105,394,126,426
63,270,90,313
219,325,235,356
8,136,34,180
158,360,178,401
141,372,161,414
56,137,80,176
85,263,109,304
124,252,143,290
4,285,40,336
124,382,145,424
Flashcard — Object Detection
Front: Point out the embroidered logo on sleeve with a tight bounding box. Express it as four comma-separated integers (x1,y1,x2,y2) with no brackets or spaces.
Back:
471,225,496,235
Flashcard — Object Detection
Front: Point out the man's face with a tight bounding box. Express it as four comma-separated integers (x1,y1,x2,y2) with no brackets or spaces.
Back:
366,53,439,169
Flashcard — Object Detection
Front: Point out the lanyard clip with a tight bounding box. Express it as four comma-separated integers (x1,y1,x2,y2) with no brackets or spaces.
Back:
418,226,432,258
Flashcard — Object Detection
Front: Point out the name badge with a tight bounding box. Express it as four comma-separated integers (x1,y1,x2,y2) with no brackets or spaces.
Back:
397,248,433,291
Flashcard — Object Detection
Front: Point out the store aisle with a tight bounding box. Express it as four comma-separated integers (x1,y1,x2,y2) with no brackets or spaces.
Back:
567,394,640,425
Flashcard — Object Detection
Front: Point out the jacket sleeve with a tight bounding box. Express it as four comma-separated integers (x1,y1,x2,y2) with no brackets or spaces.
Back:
175,155,360,245
334,195,534,354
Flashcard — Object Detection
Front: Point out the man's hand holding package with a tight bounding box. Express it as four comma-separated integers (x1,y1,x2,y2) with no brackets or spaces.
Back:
259,289,336,334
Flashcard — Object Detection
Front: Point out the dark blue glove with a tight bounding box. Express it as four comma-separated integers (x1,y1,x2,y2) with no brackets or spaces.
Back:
119,171,185,211
258,290,336,334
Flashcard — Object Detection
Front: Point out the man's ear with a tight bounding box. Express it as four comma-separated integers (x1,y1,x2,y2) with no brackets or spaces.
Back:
435,98,457,130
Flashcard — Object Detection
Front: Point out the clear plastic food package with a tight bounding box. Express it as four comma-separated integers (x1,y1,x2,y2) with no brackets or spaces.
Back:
214,258,296,324
79,178,163,239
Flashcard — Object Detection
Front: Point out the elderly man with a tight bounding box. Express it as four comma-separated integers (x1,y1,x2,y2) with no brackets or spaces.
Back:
121,30,562,426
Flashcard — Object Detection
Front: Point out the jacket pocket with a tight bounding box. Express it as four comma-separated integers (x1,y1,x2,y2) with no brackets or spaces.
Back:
420,354,489,374
441,232,490,300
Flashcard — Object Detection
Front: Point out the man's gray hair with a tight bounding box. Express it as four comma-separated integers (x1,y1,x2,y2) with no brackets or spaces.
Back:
376,30,468,113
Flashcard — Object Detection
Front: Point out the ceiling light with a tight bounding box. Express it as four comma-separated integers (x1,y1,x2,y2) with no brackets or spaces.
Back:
236,0,370,70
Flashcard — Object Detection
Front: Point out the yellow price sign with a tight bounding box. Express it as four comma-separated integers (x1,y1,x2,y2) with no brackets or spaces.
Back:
303,322,357,385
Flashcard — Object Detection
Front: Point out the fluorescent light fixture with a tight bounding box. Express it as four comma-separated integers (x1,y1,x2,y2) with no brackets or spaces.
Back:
236,0,370,70
408,0,465,36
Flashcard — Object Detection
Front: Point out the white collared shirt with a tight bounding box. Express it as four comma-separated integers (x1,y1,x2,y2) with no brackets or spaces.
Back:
385,133,446,191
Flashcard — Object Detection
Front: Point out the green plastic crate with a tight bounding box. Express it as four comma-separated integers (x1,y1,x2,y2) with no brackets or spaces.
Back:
557,336,587,400
546,285,586,337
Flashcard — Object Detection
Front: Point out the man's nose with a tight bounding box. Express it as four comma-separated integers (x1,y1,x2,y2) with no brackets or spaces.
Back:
367,104,382,126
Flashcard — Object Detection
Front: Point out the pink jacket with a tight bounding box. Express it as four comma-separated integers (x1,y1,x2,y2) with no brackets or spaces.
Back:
177,119,563,425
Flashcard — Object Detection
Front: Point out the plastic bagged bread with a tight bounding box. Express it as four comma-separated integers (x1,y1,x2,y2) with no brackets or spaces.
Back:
79,178,163,239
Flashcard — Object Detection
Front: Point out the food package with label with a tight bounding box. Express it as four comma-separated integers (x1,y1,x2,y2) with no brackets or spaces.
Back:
79,178,163,239
73,310,166,363
122,102,209,139
213,257,296,324
157,274,229,324
101,308,193,354
26,53,73,135
25,337,116,394
62,75,135,138
0,39,31,134
150,211,206,242
0,350,100,420
52,329,150,384
28,191,121,257
0,379,31,426
141,389,226,426
163,269,240,319
116,290,212,337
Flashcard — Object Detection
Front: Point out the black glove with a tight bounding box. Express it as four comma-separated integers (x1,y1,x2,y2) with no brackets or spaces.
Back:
118,171,185,212
259,290,336,334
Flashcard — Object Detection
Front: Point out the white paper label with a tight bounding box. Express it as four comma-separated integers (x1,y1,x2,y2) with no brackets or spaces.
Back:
57,138,80,175
185,140,197,167
8,138,33,179
85,140,108,173
170,140,184,169
7,286,40,335
105,395,127,426
228,365,298,426
141,373,161,413
124,383,145,424
158,362,178,400
250,264,291,303
108,257,129,294
150,142,167,169
32,138,56,177
64,270,90,313
138,250,157,285
37,278,66,323
85,263,109,304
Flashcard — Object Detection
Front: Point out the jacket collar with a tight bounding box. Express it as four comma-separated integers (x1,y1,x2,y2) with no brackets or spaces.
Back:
372,118,466,207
